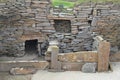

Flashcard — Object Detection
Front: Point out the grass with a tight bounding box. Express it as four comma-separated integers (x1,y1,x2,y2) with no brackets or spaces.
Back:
52,0,120,8
52,0,75,8
0,0,7,2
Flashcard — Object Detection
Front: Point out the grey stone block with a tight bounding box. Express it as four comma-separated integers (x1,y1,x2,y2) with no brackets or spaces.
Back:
82,63,97,73
110,46,119,54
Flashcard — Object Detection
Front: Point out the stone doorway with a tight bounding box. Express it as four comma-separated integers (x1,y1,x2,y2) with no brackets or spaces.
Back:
54,20,71,33
25,39,38,54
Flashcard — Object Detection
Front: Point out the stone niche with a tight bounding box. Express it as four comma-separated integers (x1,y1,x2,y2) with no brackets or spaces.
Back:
25,39,38,54
20,32,47,56
54,20,71,33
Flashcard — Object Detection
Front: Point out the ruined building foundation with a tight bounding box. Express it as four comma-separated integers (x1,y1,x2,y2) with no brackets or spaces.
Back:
0,0,120,73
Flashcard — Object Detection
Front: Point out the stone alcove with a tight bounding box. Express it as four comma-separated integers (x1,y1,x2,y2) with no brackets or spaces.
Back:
20,32,46,56
54,20,71,33
25,39,38,54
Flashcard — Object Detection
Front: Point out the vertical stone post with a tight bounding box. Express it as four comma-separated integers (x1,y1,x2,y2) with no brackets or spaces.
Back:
47,41,63,72
98,41,110,72
51,46,59,69
38,43,41,56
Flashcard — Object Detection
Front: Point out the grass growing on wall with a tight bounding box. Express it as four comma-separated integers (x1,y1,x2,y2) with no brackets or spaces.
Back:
52,0,75,8
52,0,120,8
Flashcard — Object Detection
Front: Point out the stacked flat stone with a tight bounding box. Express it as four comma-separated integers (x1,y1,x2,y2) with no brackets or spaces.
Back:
0,1,120,56
0,0,51,56
0,0,26,56
48,31,93,53
92,4,120,53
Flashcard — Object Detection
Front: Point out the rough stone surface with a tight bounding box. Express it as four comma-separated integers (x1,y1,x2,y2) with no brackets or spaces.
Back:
0,1,120,56
0,0,50,56
81,63,97,73
10,67,37,75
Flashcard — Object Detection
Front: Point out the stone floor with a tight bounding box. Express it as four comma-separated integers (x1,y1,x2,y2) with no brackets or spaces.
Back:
0,62,120,80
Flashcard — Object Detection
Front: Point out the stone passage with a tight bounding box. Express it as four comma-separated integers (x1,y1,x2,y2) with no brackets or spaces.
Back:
25,39,38,54
54,20,71,33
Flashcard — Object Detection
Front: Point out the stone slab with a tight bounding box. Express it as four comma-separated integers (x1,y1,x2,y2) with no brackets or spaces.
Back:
0,61,49,72
82,63,97,73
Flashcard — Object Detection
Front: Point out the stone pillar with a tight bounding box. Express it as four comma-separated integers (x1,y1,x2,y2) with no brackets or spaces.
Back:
38,43,41,56
51,46,59,69
48,40,63,72
98,41,110,72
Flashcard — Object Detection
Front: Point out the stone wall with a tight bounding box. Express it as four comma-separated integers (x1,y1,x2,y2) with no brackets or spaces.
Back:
92,4,120,53
0,1,120,56
0,0,51,56
46,5,94,53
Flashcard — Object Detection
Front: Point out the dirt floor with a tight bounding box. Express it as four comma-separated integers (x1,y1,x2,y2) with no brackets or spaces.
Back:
0,62,120,80
32,62,120,80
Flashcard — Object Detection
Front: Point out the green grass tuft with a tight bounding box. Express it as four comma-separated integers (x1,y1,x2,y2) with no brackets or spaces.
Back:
52,0,75,8
52,0,120,8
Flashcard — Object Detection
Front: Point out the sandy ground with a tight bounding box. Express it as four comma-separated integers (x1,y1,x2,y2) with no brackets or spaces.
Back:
0,62,120,80
32,62,120,80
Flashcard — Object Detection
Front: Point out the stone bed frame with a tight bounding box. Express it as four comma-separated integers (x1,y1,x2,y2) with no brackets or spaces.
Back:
45,36,110,72
0,36,114,74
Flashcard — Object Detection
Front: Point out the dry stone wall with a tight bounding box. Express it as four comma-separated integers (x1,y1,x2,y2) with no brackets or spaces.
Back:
0,0,51,56
47,5,94,53
0,1,120,56
92,4,120,53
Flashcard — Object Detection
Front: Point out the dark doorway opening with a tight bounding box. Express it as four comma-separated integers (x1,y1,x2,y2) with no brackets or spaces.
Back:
54,20,71,33
25,39,38,54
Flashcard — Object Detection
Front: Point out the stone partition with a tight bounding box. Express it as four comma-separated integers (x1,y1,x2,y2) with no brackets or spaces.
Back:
45,36,110,72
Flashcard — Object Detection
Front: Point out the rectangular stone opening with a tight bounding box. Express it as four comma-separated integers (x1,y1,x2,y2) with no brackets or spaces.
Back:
25,39,38,54
54,20,71,33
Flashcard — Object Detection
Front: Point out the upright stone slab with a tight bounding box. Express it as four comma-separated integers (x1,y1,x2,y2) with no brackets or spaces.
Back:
98,41,110,72
49,45,63,72
51,46,59,69
38,43,41,56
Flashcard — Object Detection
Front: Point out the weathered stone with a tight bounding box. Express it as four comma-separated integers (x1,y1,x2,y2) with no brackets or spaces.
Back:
82,63,97,73
63,49,73,53
110,46,119,53
62,62,84,71
10,67,37,75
